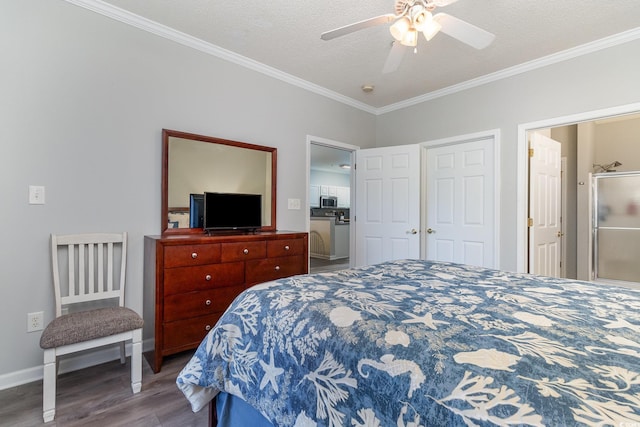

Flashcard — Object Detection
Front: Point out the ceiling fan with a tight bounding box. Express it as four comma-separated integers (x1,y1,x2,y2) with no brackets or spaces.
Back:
320,0,495,73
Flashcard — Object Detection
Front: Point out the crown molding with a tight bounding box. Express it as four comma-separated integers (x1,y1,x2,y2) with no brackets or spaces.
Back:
377,27,640,114
64,0,640,116
63,0,378,115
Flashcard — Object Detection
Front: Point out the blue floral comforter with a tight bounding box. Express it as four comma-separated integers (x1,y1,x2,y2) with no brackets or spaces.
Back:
176,259,640,426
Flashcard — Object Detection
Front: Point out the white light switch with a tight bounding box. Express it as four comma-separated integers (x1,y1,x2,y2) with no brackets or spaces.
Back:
287,198,301,210
29,185,45,205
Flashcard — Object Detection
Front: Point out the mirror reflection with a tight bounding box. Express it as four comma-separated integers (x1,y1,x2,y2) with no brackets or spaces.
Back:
162,130,276,234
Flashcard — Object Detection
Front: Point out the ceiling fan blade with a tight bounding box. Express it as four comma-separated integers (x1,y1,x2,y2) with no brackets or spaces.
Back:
382,41,407,74
433,13,495,49
321,14,395,41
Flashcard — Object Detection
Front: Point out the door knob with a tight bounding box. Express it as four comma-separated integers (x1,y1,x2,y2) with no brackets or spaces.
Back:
557,231,564,237
426,228,435,234
407,229,418,235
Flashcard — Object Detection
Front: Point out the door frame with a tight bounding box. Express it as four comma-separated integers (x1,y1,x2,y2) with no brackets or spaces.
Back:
516,101,640,272
306,135,360,267
420,129,502,268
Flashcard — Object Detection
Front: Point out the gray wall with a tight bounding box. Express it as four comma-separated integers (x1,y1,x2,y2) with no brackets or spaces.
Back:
0,1,375,379
376,39,640,271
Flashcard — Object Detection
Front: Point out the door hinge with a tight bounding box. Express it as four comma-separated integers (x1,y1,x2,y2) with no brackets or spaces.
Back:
529,148,534,158
527,218,533,227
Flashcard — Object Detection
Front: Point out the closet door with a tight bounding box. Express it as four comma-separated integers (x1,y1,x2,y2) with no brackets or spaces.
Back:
425,137,496,268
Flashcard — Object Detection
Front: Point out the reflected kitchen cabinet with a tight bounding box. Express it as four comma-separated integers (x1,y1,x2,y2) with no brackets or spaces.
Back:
310,185,320,207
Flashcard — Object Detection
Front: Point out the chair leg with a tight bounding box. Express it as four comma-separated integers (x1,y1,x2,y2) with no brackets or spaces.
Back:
119,342,126,364
131,329,142,394
42,349,57,422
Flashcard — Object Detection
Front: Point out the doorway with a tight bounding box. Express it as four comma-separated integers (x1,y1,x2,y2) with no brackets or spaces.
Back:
307,136,359,273
517,102,640,283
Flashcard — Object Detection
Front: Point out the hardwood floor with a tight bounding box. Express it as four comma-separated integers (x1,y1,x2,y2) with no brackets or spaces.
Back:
0,351,207,427
309,257,350,273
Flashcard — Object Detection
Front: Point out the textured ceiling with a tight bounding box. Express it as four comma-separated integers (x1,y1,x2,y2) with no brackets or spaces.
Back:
82,0,640,111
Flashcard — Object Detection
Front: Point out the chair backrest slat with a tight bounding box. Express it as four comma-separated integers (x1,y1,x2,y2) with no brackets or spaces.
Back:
106,242,113,292
79,243,86,296
66,244,75,298
96,242,103,293
51,233,128,317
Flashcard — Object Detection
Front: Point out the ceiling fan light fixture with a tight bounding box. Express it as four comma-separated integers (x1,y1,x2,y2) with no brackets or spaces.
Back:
390,17,411,42
400,27,418,47
422,19,442,41
412,8,432,32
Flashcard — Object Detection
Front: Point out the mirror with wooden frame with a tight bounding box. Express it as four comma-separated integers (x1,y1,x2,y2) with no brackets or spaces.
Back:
161,129,277,235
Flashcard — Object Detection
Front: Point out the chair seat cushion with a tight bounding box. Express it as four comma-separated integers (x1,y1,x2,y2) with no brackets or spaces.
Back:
40,307,143,349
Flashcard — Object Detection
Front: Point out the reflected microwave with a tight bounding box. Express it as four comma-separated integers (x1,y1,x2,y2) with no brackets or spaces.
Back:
320,196,338,208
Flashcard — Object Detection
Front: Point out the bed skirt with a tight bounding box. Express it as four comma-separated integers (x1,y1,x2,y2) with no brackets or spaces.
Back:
211,392,274,427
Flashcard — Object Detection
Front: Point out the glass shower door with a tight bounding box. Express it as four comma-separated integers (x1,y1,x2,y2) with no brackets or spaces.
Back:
593,172,640,283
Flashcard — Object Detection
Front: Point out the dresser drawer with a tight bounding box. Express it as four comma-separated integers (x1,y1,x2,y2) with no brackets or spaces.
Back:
163,314,221,352
267,238,305,257
164,285,244,322
220,241,266,262
163,262,244,295
246,255,306,284
164,243,221,268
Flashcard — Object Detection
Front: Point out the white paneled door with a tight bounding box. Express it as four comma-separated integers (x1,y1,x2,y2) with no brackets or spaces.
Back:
354,145,420,266
528,132,562,277
425,138,496,268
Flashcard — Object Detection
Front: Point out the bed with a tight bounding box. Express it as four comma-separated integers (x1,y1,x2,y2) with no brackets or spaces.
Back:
176,259,640,426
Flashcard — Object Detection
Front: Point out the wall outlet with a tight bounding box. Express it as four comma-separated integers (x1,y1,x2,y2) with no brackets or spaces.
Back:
27,311,44,332
287,198,301,210
28,185,45,205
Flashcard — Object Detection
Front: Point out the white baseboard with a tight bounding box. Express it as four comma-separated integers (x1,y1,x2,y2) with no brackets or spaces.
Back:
0,339,155,391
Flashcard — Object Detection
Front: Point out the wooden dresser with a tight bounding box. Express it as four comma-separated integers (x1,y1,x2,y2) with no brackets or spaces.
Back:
143,231,308,372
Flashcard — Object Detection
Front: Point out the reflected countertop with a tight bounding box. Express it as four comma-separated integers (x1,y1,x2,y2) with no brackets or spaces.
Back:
311,216,350,225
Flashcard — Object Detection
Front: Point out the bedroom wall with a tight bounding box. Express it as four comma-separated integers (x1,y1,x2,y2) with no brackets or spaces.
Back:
375,38,640,271
0,1,376,382
594,116,640,171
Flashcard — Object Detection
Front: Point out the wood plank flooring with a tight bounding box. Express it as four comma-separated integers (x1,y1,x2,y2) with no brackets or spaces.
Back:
0,351,206,427
309,257,350,273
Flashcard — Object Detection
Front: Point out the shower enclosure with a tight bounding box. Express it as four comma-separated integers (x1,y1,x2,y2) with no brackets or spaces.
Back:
592,171,640,283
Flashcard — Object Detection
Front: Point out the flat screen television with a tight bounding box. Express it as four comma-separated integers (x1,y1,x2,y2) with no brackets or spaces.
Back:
203,192,262,232
189,193,204,228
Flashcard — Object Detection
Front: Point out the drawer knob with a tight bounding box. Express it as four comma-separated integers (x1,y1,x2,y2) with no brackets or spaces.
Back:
205,274,212,281
243,248,249,255
191,252,198,259
205,325,211,331
284,245,290,251
275,265,280,271
205,299,212,306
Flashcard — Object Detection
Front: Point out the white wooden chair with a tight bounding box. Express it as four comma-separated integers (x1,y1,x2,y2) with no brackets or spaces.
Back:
39,232,143,422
